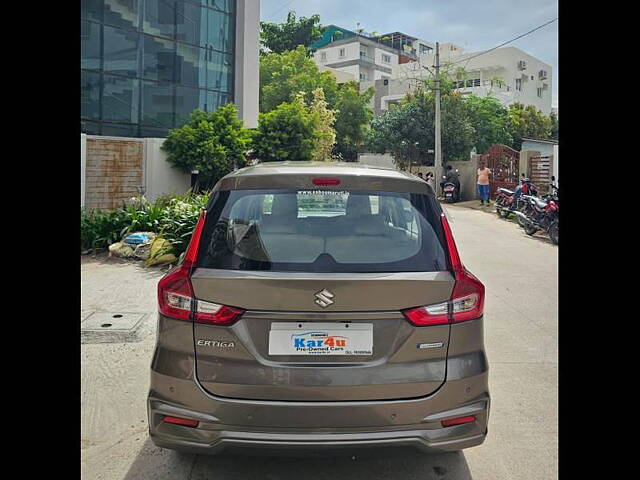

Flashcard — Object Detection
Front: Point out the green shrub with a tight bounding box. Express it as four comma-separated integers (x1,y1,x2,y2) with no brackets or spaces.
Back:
81,208,130,252
80,191,211,258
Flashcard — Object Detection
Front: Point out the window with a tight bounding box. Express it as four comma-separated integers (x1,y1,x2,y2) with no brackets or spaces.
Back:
339,48,345,57
102,75,140,124
320,52,327,61
103,0,140,32
473,78,480,87
419,44,432,55
465,79,473,87
81,70,101,120
103,25,140,78
515,78,522,91
81,20,101,70
143,33,176,83
537,87,543,98
359,73,366,80
143,0,176,40
175,1,206,46
197,189,447,273
81,0,235,137
382,54,391,63
141,81,175,129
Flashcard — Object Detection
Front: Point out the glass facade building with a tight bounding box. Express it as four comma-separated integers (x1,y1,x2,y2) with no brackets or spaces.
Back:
81,0,236,137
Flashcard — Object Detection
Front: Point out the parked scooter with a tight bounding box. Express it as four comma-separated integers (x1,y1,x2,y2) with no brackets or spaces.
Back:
441,169,461,203
515,176,559,244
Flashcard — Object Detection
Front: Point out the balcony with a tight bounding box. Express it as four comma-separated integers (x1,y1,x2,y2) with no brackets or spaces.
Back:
359,52,376,65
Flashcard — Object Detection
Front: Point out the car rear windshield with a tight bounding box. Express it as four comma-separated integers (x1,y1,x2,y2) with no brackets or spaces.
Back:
196,189,447,273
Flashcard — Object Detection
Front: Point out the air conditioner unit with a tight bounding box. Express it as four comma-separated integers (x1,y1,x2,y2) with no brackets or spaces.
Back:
539,70,548,80
518,60,527,71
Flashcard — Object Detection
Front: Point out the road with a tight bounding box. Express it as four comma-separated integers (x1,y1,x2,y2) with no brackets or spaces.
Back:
81,205,557,480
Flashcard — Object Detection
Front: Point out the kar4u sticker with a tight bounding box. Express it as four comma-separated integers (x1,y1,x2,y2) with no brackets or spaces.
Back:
292,331,347,353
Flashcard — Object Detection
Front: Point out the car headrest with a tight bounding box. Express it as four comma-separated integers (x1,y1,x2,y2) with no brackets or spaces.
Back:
270,194,298,218
346,195,371,217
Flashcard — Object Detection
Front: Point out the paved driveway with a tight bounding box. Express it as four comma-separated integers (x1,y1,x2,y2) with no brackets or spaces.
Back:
81,205,557,480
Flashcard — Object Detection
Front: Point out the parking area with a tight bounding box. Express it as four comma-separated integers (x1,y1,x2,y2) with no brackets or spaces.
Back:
81,204,557,480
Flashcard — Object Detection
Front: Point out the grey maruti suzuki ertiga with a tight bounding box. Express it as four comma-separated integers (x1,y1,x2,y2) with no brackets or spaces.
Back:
147,162,489,455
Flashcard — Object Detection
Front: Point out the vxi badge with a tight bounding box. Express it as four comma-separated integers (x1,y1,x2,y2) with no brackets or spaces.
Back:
197,339,235,348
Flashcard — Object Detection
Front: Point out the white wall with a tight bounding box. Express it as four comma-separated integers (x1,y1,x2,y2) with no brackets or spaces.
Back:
317,65,357,83
234,0,259,128
357,153,395,169
81,133,87,207
143,138,191,203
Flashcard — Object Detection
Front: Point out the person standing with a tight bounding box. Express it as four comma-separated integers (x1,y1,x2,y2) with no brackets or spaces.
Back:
425,172,436,191
477,163,492,205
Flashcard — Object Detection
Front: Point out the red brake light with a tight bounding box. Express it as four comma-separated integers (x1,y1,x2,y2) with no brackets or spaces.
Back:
157,210,245,325
441,415,476,427
312,177,341,186
401,213,484,326
163,416,199,427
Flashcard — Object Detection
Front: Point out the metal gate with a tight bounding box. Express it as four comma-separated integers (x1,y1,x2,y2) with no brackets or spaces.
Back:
480,144,519,199
528,156,552,194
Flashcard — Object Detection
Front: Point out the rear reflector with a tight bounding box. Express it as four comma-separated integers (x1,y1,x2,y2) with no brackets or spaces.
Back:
157,209,245,325
401,213,485,326
312,177,341,186
163,416,199,428
441,415,476,427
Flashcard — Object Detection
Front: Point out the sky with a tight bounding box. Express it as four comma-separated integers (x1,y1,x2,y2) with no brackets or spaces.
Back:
259,0,559,108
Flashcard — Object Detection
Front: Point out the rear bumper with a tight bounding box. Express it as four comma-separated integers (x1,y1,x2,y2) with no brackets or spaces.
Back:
149,423,488,455
148,372,489,455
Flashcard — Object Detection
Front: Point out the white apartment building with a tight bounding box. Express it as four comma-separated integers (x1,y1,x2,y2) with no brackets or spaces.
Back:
313,36,399,82
363,44,553,115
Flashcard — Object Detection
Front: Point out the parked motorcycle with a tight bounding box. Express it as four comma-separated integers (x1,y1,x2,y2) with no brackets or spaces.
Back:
495,175,538,221
515,176,559,245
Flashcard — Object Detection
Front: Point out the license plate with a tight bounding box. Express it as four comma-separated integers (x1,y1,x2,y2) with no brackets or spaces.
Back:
268,322,373,356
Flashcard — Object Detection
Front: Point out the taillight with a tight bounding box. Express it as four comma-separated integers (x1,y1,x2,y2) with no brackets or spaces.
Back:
195,301,244,325
156,210,245,325
401,213,485,326
157,263,194,321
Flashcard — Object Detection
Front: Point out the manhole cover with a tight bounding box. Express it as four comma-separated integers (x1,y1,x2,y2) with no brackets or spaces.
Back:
81,312,148,344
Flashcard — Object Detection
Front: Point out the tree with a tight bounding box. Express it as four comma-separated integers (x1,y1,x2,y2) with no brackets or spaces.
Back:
260,11,324,55
161,104,250,188
309,88,336,161
366,89,475,168
333,82,374,161
252,95,318,162
260,46,339,112
549,111,559,140
506,102,553,150
464,95,512,153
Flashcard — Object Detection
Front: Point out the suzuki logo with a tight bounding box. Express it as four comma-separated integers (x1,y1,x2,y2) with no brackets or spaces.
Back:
314,289,335,308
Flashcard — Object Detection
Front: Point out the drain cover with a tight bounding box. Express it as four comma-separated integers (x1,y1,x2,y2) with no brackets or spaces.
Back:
81,312,148,344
